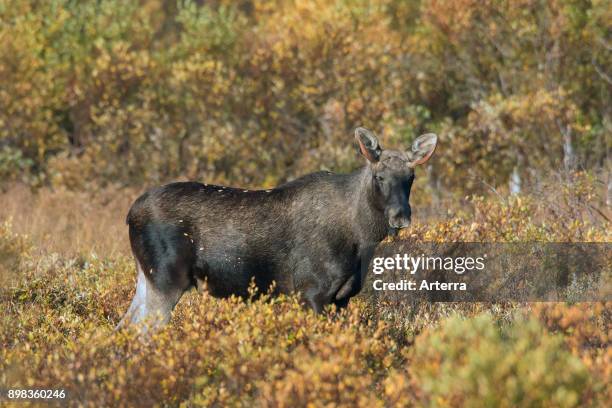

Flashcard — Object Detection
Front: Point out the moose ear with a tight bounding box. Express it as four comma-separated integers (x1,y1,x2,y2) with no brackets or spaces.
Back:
355,127,382,163
407,133,437,168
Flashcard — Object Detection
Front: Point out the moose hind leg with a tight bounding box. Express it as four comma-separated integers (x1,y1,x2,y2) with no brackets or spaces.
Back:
118,262,188,332
116,260,148,329
119,225,194,332
140,282,184,330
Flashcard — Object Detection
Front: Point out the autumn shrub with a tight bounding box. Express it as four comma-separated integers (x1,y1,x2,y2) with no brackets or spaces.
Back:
0,219,31,293
0,183,609,406
409,0,610,193
532,303,612,403
404,171,610,243
1,0,609,193
2,243,605,407
1,258,404,407
396,314,590,407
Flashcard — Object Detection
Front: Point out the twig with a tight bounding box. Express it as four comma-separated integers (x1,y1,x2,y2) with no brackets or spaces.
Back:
592,57,612,85
468,170,507,204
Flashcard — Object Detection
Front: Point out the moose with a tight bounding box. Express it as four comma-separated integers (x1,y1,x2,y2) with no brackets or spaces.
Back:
118,128,437,331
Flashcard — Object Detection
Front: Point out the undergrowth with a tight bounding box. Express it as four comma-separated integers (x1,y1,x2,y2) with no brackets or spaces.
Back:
0,178,610,407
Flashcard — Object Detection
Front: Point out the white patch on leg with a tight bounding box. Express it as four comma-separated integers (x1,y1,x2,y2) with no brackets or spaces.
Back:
132,262,149,323
116,261,148,330
118,260,186,332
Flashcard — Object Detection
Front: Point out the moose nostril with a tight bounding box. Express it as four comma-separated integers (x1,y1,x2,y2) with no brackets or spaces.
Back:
388,207,411,228
389,208,401,219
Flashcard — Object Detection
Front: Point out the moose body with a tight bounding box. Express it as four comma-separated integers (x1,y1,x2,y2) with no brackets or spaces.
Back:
119,128,437,330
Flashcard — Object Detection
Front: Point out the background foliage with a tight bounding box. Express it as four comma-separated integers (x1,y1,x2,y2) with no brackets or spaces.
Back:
0,0,609,192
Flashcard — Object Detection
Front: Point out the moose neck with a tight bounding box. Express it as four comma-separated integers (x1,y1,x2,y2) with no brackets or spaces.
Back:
351,165,389,246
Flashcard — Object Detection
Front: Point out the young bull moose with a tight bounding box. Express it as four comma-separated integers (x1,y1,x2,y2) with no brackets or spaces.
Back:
118,128,437,330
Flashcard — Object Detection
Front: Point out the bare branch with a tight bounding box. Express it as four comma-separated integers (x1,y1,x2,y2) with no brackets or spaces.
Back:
592,57,612,85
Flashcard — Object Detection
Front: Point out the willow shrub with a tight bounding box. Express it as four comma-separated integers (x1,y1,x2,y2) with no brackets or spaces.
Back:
1,0,609,193
400,314,590,407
